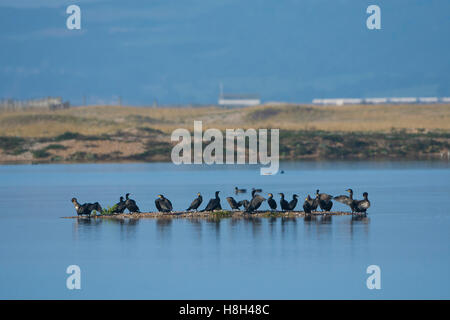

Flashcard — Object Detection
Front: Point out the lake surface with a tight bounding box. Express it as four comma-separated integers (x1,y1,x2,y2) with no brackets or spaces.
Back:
0,161,449,299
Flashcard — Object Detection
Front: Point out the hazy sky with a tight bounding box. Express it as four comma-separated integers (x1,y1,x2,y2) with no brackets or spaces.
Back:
1,0,449,105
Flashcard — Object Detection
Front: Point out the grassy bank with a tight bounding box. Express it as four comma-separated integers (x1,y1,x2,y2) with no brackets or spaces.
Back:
0,104,449,163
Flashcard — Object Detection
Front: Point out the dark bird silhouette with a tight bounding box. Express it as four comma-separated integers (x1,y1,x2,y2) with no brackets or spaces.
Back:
187,193,203,211
334,189,355,212
288,194,299,210
112,196,127,214
234,187,247,195
353,192,371,214
303,196,313,214
202,191,222,212
316,189,333,212
238,199,250,210
311,194,319,211
71,198,102,216
252,188,263,193
267,193,277,210
125,193,140,213
279,193,290,211
245,190,266,213
155,194,173,212
316,189,333,202
226,196,241,210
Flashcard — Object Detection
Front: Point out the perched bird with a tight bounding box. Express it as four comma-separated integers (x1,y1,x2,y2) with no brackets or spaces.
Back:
288,194,299,210
234,187,247,195
311,194,319,211
226,196,241,210
252,188,263,193
112,196,127,214
125,193,140,213
267,193,277,210
155,194,173,212
279,193,290,211
353,192,370,214
303,196,313,214
202,191,222,212
245,190,266,213
238,199,250,210
316,189,333,212
334,189,355,212
316,189,333,202
187,193,203,211
71,198,102,216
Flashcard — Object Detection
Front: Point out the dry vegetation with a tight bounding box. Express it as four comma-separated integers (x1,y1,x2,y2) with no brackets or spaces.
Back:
0,103,449,137
0,103,449,163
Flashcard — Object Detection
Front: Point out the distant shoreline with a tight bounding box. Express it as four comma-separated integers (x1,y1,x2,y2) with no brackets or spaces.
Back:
0,129,448,164
0,104,449,164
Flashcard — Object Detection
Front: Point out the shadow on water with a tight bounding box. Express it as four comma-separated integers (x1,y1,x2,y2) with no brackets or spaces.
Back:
73,217,140,240
156,218,173,240
205,217,222,241
349,214,370,239
243,217,263,239
187,218,203,241
303,214,334,240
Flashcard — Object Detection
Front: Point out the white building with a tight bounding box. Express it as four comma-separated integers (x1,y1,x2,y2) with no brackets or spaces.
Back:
218,94,261,107
365,98,388,104
0,97,70,110
313,96,449,105
312,98,362,106
388,97,417,104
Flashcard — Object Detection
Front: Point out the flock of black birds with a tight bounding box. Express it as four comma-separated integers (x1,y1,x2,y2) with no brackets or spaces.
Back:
71,188,370,217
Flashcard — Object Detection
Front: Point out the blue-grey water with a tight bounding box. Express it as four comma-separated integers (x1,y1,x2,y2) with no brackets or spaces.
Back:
0,161,449,299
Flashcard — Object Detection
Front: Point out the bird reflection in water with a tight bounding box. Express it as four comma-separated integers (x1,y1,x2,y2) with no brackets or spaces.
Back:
205,217,222,241
244,216,262,238
156,218,173,240
73,216,140,240
349,213,370,238
320,214,333,224
187,218,203,241
280,216,297,239
117,218,139,240
73,217,102,240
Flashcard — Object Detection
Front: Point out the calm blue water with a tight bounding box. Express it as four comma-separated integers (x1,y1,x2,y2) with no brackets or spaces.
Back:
0,161,449,299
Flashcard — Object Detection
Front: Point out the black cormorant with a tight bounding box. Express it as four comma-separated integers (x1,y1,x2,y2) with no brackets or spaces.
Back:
202,191,222,211
279,193,290,211
155,194,173,212
354,192,370,213
125,193,140,213
334,189,355,212
234,187,247,195
288,194,299,210
71,198,102,216
187,193,203,211
311,194,319,211
245,190,266,213
226,196,241,210
238,199,250,210
303,196,313,214
112,196,127,214
267,193,277,210
316,189,333,212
